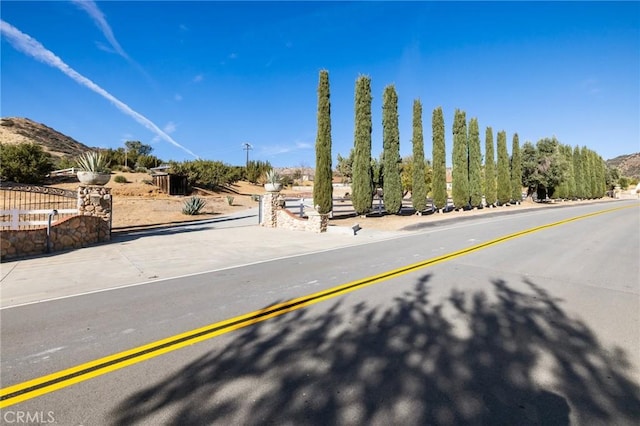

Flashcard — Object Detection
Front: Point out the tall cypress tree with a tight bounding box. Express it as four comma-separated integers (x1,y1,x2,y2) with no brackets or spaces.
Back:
313,70,333,214
411,99,428,213
496,130,511,205
468,117,482,207
581,146,592,198
555,143,571,200
451,109,469,209
432,107,447,211
592,154,601,197
598,155,607,198
510,133,522,203
382,84,402,214
588,149,598,198
555,154,569,200
573,145,584,199
351,75,373,215
484,127,496,207
565,145,577,199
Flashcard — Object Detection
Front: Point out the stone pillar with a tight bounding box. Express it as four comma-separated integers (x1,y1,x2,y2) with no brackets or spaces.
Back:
77,186,112,239
306,211,330,233
260,191,281,228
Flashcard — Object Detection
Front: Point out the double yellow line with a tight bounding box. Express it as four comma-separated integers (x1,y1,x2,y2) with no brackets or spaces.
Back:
1,203,635,407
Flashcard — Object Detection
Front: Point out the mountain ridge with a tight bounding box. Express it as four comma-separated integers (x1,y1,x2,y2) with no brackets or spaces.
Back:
0,117,92,159
1,116,639,178
606,152,640,179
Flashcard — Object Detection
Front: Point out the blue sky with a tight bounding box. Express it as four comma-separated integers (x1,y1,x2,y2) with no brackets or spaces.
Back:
1,1,638,167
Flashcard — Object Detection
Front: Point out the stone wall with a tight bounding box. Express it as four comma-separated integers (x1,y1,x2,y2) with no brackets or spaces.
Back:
260,191,328,233
0,186,112,260
1,215,110,260
78,185,112,226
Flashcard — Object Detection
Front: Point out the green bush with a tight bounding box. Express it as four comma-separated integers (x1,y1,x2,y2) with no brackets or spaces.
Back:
0,142,54,183
113,175,128,183
182,196,206,215
55,156,76,170
169,159,240,189
245,160,272,184
226,195,234,205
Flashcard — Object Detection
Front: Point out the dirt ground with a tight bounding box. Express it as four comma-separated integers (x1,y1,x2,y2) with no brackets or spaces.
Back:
48,172,616,232
48,172,264,229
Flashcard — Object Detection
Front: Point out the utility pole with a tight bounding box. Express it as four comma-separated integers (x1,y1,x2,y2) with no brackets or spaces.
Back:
243,143,253,167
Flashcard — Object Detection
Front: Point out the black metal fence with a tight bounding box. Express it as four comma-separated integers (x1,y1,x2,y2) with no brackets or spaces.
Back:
0,182,78,230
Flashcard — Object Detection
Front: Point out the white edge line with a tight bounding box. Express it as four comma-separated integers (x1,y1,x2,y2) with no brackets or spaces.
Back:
0,235,404,310
0,203,627,310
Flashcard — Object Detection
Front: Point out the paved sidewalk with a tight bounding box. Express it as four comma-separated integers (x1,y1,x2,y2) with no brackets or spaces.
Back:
0,210,403,308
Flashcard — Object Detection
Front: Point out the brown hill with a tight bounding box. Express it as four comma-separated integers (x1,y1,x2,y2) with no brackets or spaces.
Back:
0,117,92,159
606,153,640,179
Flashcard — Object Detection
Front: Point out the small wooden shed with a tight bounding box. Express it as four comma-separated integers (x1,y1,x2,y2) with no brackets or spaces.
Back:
150,166,188,195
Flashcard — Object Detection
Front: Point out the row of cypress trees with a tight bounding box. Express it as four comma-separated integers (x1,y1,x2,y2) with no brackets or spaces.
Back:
329,71,527,214
314,70,609,216
449,111,523,210
568,146,607,199
350,76,421,216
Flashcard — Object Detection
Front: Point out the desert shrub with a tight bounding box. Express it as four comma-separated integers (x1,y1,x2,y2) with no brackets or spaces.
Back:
280,174,294,187
182,196,206,215
113,175,128,183
226,195,234,205
618,176,630,189
55,156,76,170
0,142,54,183
135,154,160,170
141,179,154,185
245,160,272,184
169,160,240,189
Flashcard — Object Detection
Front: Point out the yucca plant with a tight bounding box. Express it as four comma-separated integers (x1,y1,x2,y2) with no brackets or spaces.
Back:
264,169,281,184
182,196,207,215
76,151,109,173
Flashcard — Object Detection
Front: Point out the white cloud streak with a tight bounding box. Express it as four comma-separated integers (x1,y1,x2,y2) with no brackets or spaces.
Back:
164,121,177,134
70,0,129,60
71,0,152,83
261,140,313,156
1,20,198,158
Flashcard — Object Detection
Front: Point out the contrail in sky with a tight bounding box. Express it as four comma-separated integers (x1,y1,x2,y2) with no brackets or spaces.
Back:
70,0,155,87
0,20,198,158
70,0,129,60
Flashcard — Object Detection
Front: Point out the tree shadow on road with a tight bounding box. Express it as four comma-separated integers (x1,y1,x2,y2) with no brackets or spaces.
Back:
111,274,640,425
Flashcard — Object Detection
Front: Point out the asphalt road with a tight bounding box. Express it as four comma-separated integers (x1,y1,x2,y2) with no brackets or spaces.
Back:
1,201,639,425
